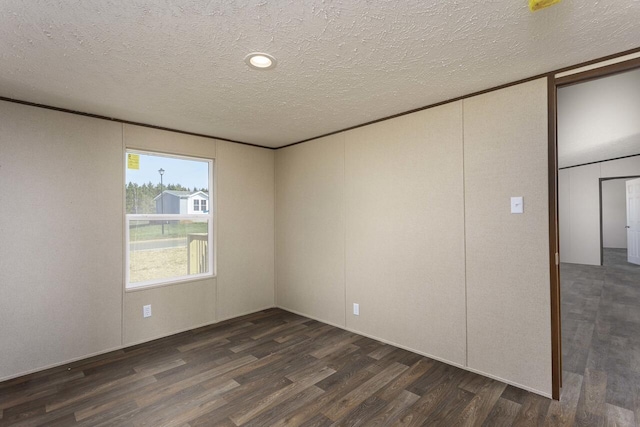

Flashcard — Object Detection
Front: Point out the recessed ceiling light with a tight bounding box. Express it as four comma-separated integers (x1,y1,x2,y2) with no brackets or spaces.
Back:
245,52,277,70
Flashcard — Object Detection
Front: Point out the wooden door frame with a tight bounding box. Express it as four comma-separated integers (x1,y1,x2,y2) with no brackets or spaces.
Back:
549,55,640,400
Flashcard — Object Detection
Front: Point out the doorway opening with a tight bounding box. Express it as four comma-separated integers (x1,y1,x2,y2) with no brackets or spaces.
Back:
551,57,640,408
600,176,640,266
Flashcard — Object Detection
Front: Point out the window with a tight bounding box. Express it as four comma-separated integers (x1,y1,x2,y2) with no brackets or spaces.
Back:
125,151,214,289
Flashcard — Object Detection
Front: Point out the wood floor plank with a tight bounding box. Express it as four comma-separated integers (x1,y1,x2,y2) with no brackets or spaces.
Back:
603,403,635,427
322,362,408,421
363,389,420,426
134,355,254,407
329,395,388,427
310,334,362,359
376,358,434,402
69,375,158,421
133,392,227,427
243,385,325,427
481,397,521,427
424,386,475,425
544,371,583,427
177,336,230,353
269,364,375,427
298,413,334,427
390,410,429,426
368,344,396,361
634,380,640,427
229,366,335,425
511,392,552,426
452,378,507,426
574,368,608,426
46,371,158,412
407,363,464,416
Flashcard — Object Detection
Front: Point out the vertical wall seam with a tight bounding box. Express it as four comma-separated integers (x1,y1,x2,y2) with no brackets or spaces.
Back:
274,150,278,308
462,100,469,368
343,135,347,327
215,144,220,322
121,123,126,347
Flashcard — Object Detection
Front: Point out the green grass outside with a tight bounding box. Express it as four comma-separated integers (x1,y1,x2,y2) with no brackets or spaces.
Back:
129,222,208,241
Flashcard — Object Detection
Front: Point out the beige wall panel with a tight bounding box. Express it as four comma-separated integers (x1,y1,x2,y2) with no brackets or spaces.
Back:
123,124,216,158
0,101,123,380
464,78,552,396
123,124,218,345
217,141,275,320
275,134,346,326
344,102,467,365
123,280,216,344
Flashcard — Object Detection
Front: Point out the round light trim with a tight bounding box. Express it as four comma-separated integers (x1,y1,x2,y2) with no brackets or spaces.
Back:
245,52,277,70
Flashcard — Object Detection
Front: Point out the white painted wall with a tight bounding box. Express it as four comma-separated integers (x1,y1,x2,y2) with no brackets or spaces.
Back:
559,156,640,265
602,179,628,249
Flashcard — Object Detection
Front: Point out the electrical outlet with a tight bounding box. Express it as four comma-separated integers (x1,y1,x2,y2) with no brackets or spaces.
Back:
353,303,359,316
143,305,152,318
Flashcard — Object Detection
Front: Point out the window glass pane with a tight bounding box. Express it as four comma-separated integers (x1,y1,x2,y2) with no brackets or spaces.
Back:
129,219,209,285
125,153,210,215
125,150,213,288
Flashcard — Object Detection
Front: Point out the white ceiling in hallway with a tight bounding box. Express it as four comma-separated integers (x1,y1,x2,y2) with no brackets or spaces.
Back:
558,68,640,169
0,1,639,148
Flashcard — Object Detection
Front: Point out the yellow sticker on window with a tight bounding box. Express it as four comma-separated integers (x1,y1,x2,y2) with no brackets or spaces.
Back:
127,153,140,170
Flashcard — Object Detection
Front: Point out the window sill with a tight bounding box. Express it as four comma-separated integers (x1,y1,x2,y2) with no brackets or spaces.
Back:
125,273,216,293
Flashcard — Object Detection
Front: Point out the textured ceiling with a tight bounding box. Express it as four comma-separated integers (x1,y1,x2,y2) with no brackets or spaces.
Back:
1,1,639,148
558,68,640,168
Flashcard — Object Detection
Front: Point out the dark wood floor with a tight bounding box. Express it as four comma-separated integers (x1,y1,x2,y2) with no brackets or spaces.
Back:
3,255,639,427
2,309,553,427
560,248,640,427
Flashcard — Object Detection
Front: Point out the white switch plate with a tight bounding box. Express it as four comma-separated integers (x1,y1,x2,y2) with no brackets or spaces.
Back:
143,305,152,318
511,197,524,214
353,303,359,316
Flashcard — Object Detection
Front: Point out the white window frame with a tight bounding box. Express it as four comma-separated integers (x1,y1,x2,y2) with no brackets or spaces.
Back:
125,150,214,290
194,199,200,211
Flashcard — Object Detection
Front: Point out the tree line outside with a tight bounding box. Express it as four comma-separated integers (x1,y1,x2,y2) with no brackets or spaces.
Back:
126,182,208,214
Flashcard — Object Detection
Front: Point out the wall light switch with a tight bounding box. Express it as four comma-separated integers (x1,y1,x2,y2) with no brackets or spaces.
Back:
353,303,359,316
511,197,524,214
143,305,152,318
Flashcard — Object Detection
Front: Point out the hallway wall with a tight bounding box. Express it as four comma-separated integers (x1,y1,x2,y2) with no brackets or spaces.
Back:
559,156,640,264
